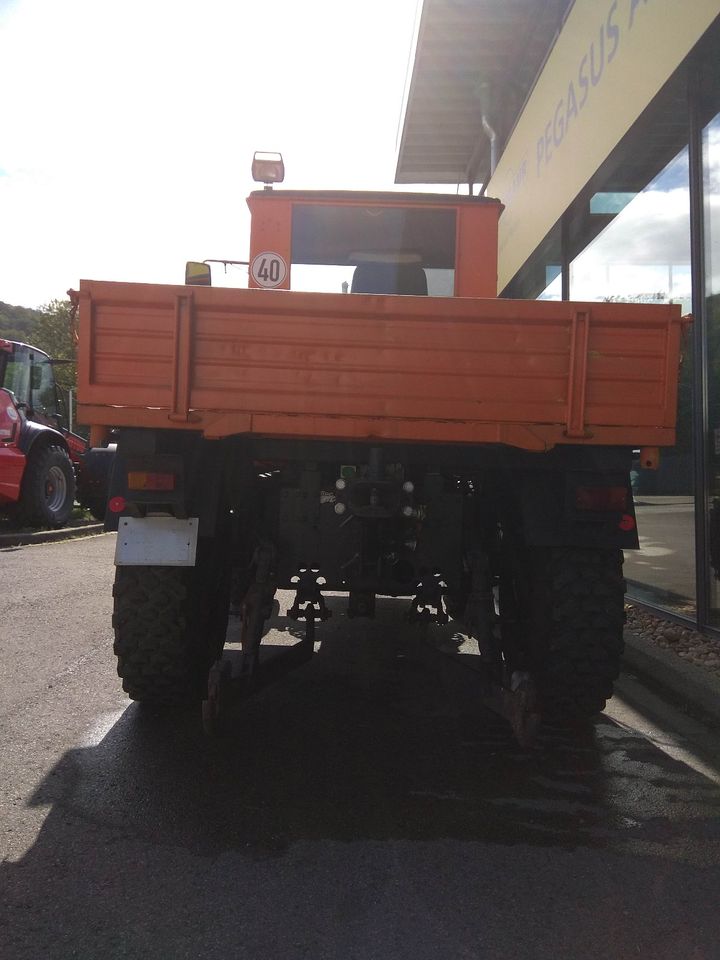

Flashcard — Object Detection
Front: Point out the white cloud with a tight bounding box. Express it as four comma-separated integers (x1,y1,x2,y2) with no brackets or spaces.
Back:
570,146,693,305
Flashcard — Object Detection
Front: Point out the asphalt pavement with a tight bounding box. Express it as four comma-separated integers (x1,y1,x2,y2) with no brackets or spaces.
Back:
2,534,720,960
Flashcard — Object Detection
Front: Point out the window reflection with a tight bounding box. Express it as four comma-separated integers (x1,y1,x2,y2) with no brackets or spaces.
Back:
570,146,695,615
503,222,562,300
570,148,692,313
704,113,720,625
538,265,562,301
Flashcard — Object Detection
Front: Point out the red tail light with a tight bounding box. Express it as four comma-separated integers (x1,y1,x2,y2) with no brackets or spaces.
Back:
575,485,628,512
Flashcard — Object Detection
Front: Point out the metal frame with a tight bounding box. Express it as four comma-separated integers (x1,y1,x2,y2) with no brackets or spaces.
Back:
688,63,711,632
552,60,720,636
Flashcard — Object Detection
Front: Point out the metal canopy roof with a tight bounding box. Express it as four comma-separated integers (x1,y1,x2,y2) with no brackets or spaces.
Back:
395,0,574,187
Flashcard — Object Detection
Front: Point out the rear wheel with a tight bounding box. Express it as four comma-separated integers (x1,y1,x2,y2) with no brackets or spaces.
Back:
112,543,232,704
18,444,75,528
500,546,625,721
113,566,198,703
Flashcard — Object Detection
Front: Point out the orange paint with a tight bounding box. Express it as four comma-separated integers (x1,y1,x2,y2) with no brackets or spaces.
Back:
76,190,689,451
76,275,688,451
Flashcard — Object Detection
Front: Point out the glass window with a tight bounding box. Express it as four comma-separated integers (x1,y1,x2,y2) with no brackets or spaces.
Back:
290,204,456,296
3,347,31,404
502,222,561,300
570,148,692,313
538,266,562,301
570,147,695,616
589,192,636,215
290,264,354,294
704,112,720,626
30,357,57,417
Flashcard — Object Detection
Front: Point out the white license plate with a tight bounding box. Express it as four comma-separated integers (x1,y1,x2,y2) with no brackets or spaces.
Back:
114,517,199,566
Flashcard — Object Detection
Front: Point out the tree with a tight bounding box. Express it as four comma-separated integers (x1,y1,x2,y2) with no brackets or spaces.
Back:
32,299,78,392
0,301,43,341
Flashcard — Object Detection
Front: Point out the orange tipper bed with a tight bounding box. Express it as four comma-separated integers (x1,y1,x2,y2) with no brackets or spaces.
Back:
76,279,687,452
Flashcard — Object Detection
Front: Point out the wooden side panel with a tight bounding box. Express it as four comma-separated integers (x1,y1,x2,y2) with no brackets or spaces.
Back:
77,280,687,450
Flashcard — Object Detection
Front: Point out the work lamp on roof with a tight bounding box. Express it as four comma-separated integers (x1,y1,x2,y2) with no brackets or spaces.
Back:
252,151,285,188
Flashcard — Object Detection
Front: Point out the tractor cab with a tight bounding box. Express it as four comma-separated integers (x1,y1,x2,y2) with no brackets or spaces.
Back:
0,340,70,431
186,152,503,298
244,188,503,298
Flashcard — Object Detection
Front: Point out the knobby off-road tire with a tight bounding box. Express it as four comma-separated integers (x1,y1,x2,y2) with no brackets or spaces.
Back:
113,566,200,704
504,547,625,721
18,443,76,528
112,553,231,705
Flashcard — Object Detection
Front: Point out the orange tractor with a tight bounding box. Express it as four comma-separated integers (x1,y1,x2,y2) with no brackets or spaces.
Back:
76,154,688,740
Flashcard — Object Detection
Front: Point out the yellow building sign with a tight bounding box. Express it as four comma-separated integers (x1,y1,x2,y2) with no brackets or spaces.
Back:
487,0,720,292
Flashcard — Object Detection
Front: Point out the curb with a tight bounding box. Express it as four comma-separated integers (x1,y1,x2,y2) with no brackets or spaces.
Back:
0,523,108,549
622,629,720,725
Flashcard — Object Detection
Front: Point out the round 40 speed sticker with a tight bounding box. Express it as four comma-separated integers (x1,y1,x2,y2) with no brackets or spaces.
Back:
251,251,287,288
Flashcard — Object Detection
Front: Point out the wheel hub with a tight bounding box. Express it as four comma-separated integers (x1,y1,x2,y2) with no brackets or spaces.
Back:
44,465,68,513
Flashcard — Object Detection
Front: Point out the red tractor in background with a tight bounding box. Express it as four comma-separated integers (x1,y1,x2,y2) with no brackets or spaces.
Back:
0,338,113,527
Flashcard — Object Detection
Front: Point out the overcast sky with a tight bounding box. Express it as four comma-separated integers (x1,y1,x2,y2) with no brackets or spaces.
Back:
0,0,425,308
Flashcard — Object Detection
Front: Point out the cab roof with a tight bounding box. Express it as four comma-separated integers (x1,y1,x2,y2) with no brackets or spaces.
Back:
248,189,502,207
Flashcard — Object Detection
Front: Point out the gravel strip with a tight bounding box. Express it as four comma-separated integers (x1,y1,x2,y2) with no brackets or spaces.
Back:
625,603,720,676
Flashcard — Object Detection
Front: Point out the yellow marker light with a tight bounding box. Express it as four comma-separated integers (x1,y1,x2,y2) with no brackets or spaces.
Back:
127,472,176,492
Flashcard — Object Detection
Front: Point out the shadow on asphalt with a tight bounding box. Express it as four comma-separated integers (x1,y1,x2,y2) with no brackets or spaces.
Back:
8,598,720,858
3,598,720,960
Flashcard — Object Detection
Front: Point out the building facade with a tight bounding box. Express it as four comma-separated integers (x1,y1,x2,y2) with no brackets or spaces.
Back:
397,0,720,630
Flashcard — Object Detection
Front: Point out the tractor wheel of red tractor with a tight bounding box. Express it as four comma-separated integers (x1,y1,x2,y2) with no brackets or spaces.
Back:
18,444,76,528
